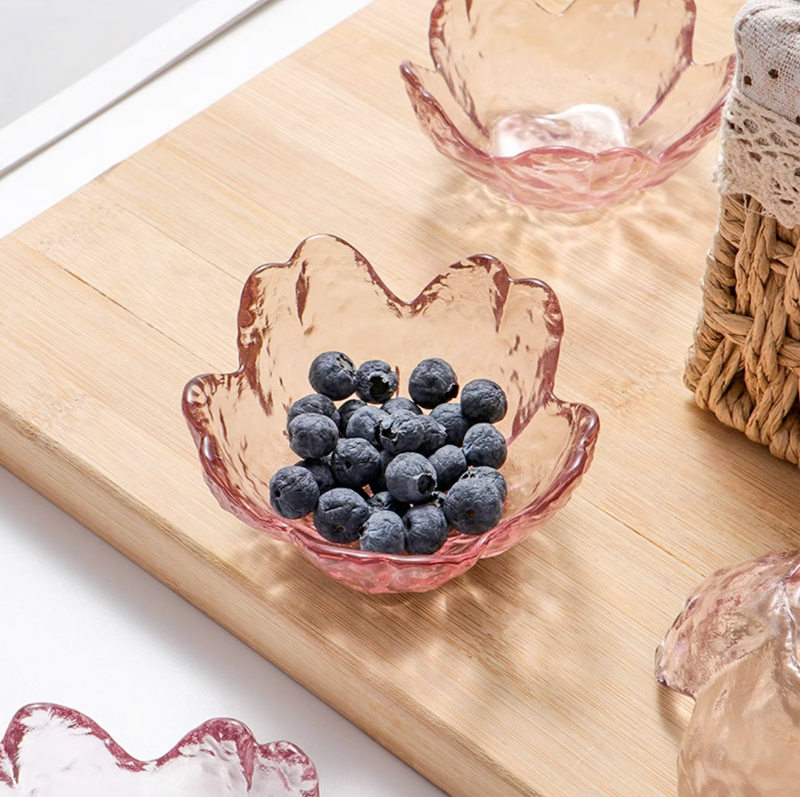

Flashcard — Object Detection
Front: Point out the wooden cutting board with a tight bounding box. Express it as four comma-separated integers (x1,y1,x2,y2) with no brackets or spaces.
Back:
0,1,784,795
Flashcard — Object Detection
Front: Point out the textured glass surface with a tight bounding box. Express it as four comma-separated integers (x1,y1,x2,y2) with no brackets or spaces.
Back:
182,235,599,593
0,703,319,796
400,0,735,212
656,551,800,797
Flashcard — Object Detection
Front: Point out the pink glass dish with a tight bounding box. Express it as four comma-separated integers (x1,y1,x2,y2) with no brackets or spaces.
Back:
400,0,735,212
182,235,599,594
656,551,800,797
0,703,319,796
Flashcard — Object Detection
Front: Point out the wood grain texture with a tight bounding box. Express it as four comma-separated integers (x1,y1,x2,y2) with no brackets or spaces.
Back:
0,1,788,795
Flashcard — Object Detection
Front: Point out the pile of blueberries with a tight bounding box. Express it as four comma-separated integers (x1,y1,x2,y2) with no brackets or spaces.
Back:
268,351,509,555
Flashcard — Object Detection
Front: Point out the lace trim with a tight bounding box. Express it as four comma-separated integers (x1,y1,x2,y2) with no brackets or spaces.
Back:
714,86,800,228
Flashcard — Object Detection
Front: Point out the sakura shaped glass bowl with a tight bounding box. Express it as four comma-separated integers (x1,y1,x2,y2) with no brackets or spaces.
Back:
182,235,599,594
400,0,736,212
0,703,319,796
655,550,800,797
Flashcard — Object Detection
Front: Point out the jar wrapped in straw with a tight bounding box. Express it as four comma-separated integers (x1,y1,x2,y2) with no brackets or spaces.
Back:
687,0,800,463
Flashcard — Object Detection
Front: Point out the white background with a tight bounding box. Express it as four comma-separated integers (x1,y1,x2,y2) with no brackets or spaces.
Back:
0,2,447,794
0,0,197,128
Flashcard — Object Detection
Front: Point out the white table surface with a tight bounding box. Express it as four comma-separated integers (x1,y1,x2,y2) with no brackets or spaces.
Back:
0,2,447,794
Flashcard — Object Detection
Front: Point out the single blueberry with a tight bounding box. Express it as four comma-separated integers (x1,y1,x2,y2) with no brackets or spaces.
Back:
367,491,408,515
269,466,320,519
428,444,467,491
385,452,438,503
458,465,508,501
430,402,471,447
359,510,406,554
287,394,340,428
460,378,508,423
408,358,459,409
382,396,422,415
294,458,336,494
337,398,367,434
331,437,381,488
346,405,389,446
403,503,450,554
415,415,448,456
355,359,398,404
287,413,339,460
308,351,357,400
378,410,425,454
462,423,507,468
313,487,370,544
369,449,395,493
443,479,504,535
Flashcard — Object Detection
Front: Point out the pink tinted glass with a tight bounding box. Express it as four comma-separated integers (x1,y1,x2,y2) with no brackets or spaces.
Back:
182,235,598,594
401,0,735,212
0,704,319,796
656,551,800,797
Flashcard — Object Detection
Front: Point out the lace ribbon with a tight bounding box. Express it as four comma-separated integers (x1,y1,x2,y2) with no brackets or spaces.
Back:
715,86,800,228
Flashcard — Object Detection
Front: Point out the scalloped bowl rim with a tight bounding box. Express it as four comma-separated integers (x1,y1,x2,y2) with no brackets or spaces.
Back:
0,702,318,794
398,57,736,168
182,235,600,571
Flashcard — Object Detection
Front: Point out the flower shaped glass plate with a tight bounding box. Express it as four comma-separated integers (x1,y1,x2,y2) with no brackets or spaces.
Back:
183,235,598,593
656,551,800,797
0,703,319,796
400,0,735,212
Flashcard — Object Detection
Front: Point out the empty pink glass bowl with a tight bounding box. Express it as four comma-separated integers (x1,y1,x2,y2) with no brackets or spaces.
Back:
0,703,319,796
400,0,735,212
182,235,599,594
656,551,800,797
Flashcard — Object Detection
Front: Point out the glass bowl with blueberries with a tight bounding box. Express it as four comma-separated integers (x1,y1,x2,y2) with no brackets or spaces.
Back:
182,235,599,593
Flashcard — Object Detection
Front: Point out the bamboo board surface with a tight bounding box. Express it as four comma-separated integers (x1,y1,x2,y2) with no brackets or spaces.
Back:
0,1,788,795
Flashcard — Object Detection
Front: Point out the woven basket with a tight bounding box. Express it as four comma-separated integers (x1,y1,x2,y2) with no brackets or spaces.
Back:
684,0,800,464
686,193,800,464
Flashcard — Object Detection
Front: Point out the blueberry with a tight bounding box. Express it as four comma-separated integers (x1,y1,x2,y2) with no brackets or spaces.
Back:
313,487,370,544
308,351,357,400
337,398,367,434
415,415,448,456
430,402,471,446
378,410,425,454
458,466,508,501
369,449,395,493
462,423,507,468
359,510,406,554
460,379,507,423
404,503,450,554
355,359,398,404
346,405,388,446
428,444,467,491
294,458,336,494
331,437,381,488
269,466,320,519
382,397,422,415
367,491,408,515
443,479,504,535
287,394,340,428
385,452,438,503
287,413,339,459
408,358,459,409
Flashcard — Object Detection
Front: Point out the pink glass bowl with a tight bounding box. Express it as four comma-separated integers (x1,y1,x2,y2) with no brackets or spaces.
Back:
182,235,599,594
0,703,319,796
656,551,800,797
400,0,735,212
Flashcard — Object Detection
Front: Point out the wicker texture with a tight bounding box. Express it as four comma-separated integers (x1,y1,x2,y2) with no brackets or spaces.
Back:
686,193,800,463
686,0,800,464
